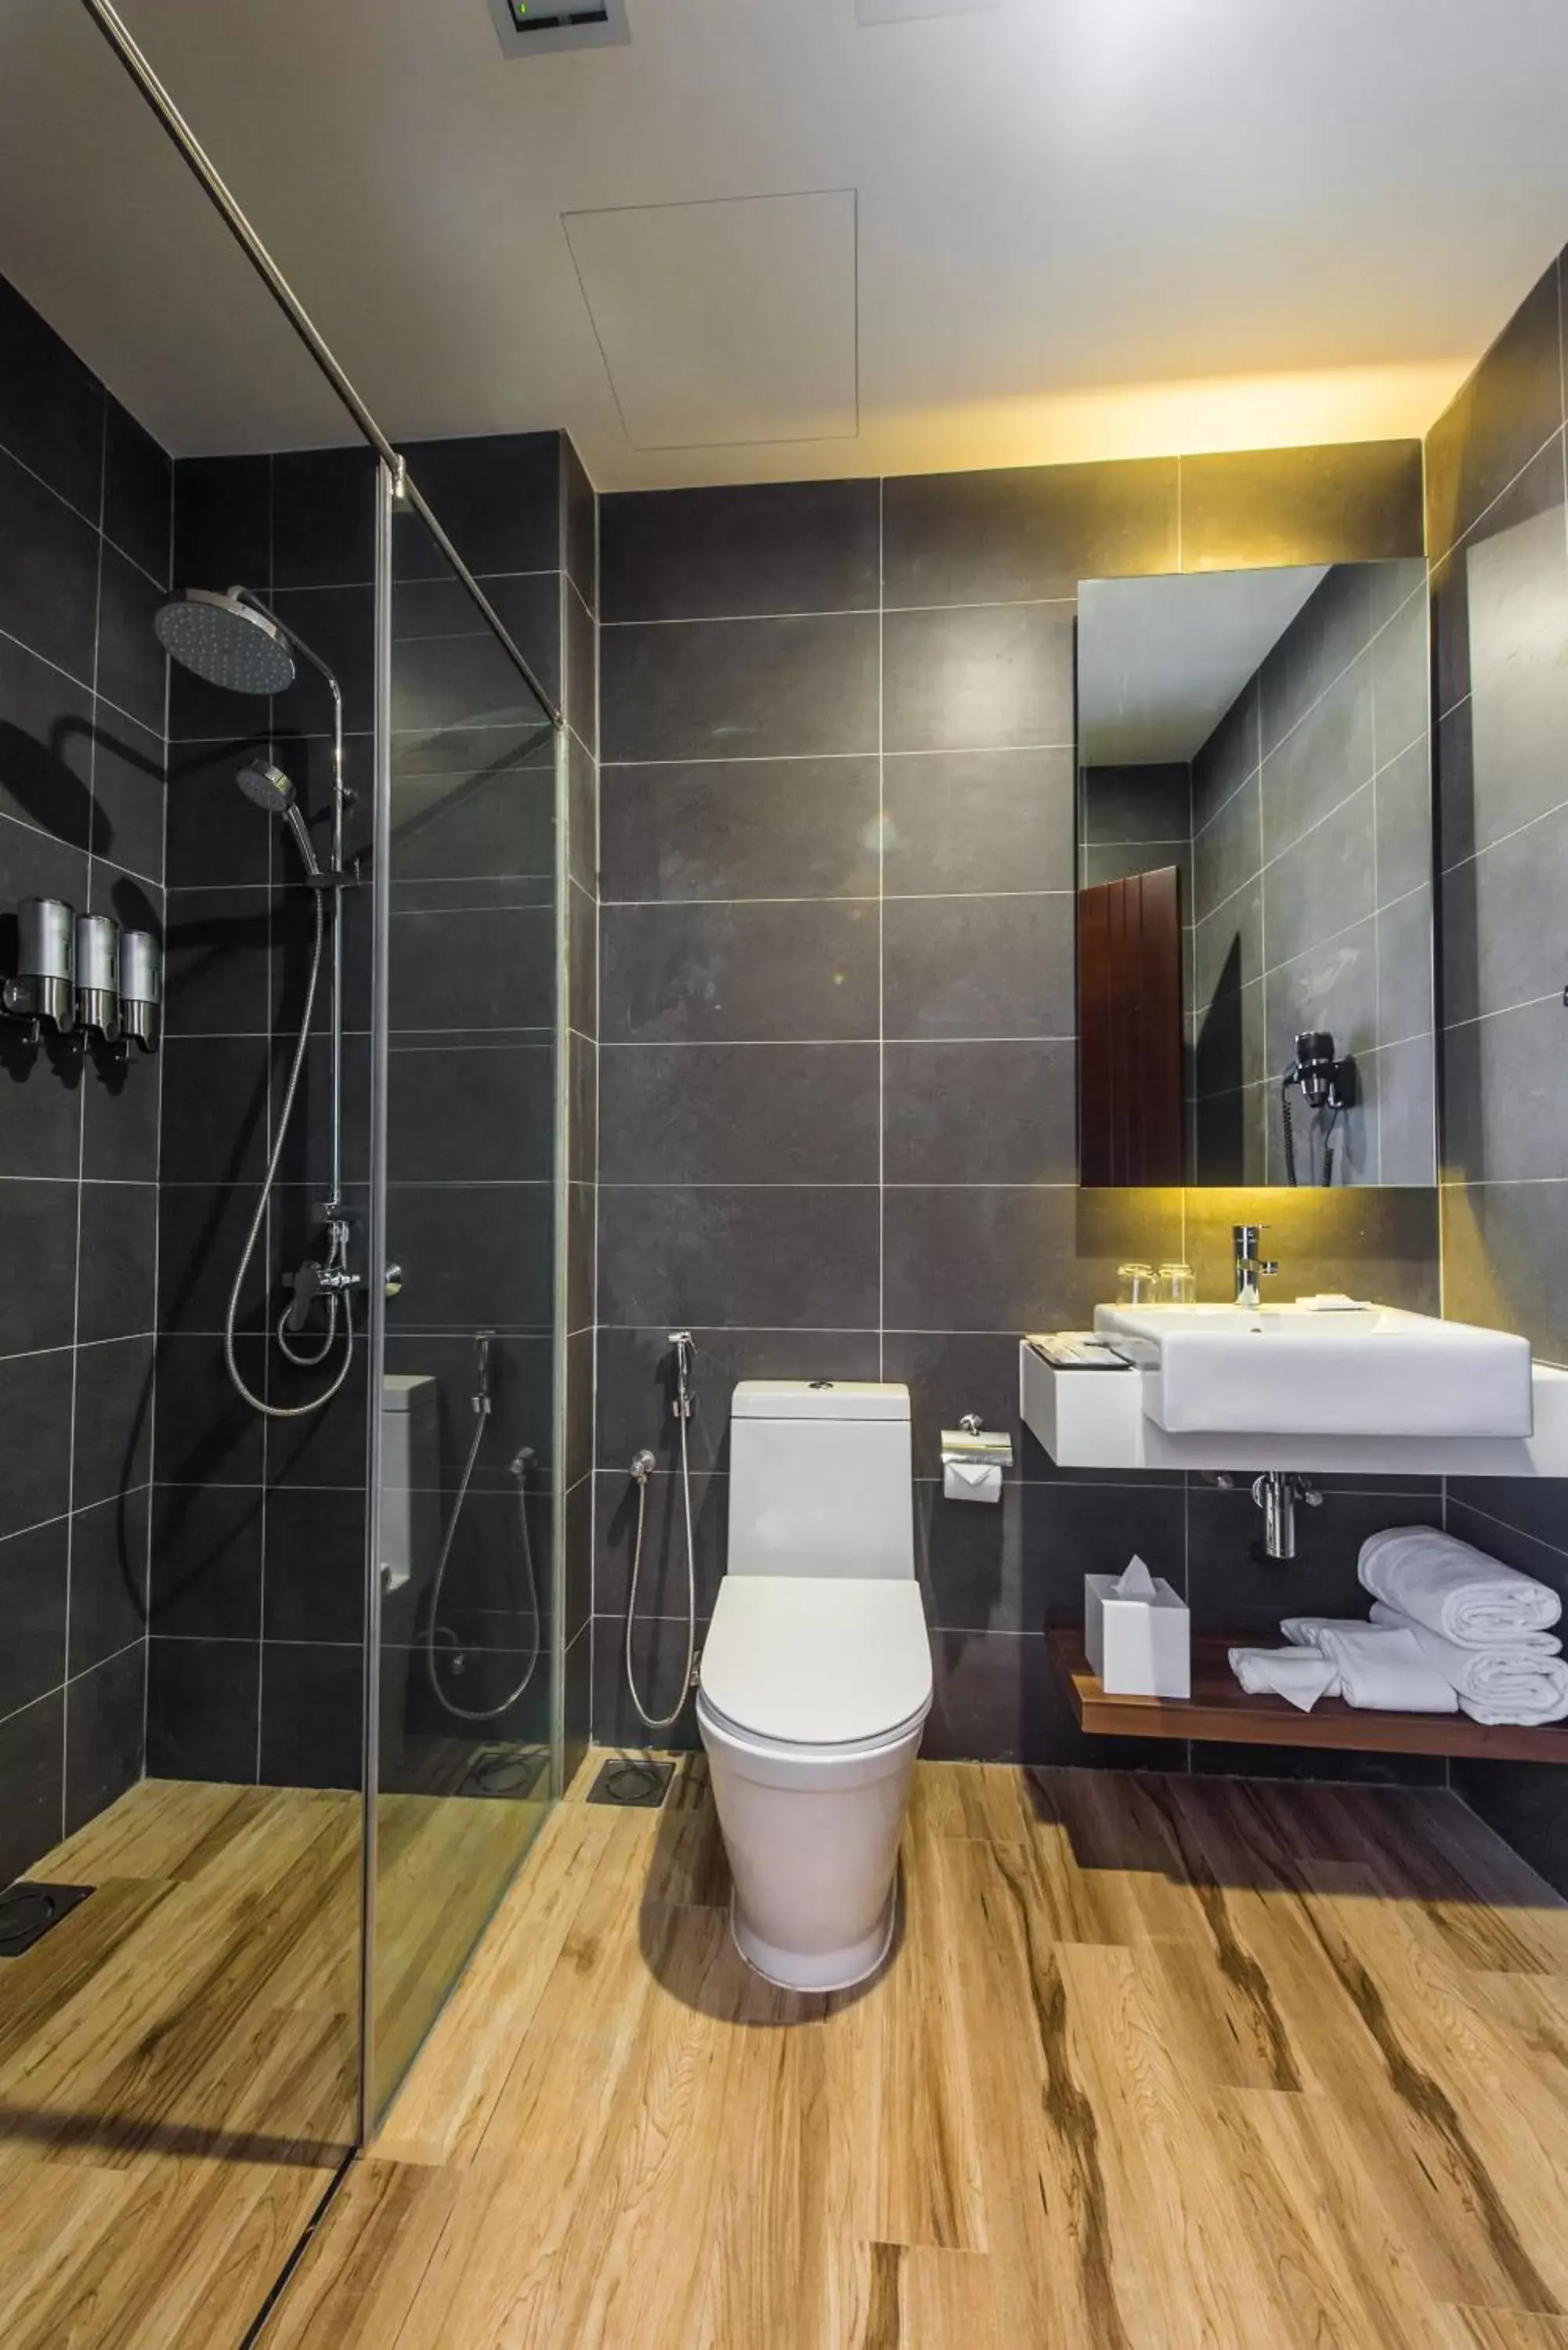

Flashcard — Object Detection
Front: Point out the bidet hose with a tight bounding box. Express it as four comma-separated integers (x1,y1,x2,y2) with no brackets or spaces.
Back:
425,1408,540,1723
222,888,354,1419
625,1412,697,1731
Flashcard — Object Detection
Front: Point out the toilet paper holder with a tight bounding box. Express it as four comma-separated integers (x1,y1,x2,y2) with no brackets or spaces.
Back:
941,1413,1013,1470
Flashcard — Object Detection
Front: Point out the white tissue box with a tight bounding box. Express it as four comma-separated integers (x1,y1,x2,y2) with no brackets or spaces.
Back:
1085,1571,1190,1698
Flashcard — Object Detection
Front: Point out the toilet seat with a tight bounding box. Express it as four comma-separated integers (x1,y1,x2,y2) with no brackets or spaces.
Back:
699,1574,932,1750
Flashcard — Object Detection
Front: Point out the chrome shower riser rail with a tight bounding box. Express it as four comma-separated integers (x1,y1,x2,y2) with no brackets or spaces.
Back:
76,0,562,733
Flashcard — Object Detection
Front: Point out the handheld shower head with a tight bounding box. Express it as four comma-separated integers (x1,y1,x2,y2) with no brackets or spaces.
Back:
236,758,294,815
235,761,321,878
154,588,296,697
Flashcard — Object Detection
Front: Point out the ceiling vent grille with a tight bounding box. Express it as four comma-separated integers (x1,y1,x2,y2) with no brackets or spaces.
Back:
488,0,630,56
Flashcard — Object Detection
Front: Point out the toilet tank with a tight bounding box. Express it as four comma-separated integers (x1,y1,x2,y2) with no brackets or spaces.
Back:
728,1381,913,1580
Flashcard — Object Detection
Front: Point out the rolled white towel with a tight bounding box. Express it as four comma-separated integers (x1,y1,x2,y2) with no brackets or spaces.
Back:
1369,1602,1568,1723
1359,1526,1562,1647
1229,1647,1341,1712
1311,1625,1458,1714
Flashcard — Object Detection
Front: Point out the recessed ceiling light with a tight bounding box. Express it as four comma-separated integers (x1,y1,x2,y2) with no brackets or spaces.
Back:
855,0,1001,21
486,0,630,57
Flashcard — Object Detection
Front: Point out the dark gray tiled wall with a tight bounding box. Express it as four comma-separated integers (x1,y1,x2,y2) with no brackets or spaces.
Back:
153,443,377,1791
1187,559,1436,1186
384,433,575,1788
593,446,1434,1766
0,269,168,1885
1429,245,1568,1894
154,431,580,1793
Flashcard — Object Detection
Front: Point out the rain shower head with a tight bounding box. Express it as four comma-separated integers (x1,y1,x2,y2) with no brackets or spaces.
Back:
154,588,296,696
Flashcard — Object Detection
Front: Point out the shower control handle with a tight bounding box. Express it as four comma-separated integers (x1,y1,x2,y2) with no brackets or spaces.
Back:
385,1263,404,1300
284,1256,363,1331
284,1260,324,1332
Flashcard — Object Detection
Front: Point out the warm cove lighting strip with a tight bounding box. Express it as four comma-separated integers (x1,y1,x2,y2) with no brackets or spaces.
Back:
873,361,1472,472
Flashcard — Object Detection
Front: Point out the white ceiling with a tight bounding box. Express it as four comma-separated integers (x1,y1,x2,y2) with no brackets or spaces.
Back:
562,191,860,449
1078,567,1327,765
2,0,1568,487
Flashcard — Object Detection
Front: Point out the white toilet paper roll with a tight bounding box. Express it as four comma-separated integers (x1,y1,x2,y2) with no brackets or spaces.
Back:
944,1459,1002,1505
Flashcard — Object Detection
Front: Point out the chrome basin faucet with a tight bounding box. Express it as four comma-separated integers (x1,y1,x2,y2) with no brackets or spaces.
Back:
1233,1224,1279,1307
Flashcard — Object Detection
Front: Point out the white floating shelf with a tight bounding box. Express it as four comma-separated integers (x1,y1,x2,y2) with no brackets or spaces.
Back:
1019,1341,1568,1480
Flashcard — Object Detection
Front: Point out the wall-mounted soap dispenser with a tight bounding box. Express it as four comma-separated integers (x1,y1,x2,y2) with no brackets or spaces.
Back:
74,913,122,1046
118,929,161,1054
3,899,161,1057
2,897,77,1039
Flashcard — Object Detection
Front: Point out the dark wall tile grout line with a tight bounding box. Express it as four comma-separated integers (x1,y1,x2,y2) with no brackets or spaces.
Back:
1430,415,1566,572
1447,1491,1568,1564
0,1627,152,1740
0,804,162,895
1447,987,1568,1034
595,1035,1078,1050
602,741,1075,768
0,615,167,748
1437,788,1568,878
0,422,172,593
601,888,1073,909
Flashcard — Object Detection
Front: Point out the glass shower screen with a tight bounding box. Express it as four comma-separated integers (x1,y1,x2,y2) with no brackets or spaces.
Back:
364,461,565,2127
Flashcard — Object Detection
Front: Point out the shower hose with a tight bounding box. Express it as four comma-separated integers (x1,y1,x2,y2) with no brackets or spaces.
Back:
425,1397,540,1723
223,888,355,1419
624,1410,697,1731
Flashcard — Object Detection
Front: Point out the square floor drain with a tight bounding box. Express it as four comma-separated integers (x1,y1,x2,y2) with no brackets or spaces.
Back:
588,1756,675,1809
0,1882,94,1957
461,1745,550,1802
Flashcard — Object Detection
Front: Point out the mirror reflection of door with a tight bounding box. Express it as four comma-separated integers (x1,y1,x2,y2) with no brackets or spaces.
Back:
1078,859,1184,1184
1076,560,1434,1188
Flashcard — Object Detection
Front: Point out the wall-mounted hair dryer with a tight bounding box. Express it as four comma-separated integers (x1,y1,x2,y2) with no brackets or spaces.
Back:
1281,1030,1353,1185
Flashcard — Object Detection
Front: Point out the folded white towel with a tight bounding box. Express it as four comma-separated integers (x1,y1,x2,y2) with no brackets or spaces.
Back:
1359,1526,1562,1647
1281,1614,1372,1649
1369,1603,1568,1723
1311,1625,1458,1714
1229,1647,1341,1712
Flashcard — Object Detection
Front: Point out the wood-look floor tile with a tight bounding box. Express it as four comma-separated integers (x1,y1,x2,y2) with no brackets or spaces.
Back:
31,1780,261,1888
258,2158,461,2349
870,1806,986,2252
1056,1941,1291,2350
1229,1869,1564,2312
1443,2313,1568,2348
912,1760,1033,1842
1210,2085,1465,2350
938,1835,1138,2347
374,1805,627,2167
1469,1972,1568,2084
14,1754,1566,2350
888,2243,1000,2347
1019,1770,1147,1946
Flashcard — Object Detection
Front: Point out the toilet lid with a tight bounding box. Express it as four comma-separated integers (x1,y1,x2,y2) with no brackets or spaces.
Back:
700,1576,932,1748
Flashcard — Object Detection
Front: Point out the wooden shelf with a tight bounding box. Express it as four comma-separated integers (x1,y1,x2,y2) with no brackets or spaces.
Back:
1046,1626,1568,1765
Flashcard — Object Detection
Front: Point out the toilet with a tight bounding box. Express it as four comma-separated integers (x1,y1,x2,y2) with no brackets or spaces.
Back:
695,1379,932,1992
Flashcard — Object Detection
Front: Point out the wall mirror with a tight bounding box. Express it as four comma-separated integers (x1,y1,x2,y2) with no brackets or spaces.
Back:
1076,559,1434,1188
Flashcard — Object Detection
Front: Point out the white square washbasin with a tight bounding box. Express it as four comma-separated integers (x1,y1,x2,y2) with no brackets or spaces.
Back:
1091,1302,1534,1440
